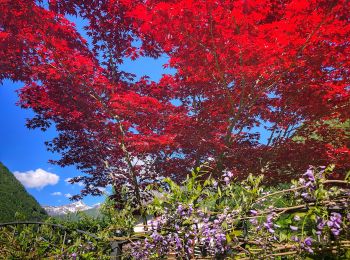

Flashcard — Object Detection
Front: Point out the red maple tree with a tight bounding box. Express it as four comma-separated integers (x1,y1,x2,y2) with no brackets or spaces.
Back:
1,0,349,205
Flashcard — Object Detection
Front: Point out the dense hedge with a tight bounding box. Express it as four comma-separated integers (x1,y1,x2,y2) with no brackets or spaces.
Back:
0,215,111,259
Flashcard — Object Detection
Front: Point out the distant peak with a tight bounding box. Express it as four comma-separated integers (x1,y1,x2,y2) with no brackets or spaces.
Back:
92,202,101,208
42,200,93,216
71,200,86,206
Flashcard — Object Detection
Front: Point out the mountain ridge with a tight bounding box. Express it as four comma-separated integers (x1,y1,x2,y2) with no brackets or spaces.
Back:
43,201,101,216
0,162,47,222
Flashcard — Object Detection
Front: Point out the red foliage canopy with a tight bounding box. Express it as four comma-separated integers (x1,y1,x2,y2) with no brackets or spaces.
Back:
1,0,349,202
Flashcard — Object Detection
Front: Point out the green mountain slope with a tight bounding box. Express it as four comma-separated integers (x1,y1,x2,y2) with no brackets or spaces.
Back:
0,162,47,222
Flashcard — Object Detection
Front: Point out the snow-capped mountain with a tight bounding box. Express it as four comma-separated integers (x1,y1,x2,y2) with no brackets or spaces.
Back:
92,202,101,208
43,201,93,216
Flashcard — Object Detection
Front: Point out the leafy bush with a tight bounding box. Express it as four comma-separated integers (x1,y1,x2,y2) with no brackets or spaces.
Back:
123,165,350,259
1,165,349,259
0,215,111,259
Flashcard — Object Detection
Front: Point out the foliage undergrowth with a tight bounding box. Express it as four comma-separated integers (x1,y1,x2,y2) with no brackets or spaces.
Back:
123,165,350,259
0,165,349,259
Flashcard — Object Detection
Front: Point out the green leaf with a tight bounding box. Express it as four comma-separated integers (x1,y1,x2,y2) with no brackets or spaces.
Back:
345,170,350,182
279,232,288,242
226,233,232,243
218,186,222,197
231,230,243,236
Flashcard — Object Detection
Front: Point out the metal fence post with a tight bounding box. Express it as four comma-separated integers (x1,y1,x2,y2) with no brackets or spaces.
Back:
110,241,122,260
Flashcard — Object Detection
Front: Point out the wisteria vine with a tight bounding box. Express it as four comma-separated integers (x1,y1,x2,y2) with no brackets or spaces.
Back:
122,165,350,259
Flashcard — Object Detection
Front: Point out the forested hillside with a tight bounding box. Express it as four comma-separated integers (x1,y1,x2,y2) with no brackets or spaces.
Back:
0,162,47,222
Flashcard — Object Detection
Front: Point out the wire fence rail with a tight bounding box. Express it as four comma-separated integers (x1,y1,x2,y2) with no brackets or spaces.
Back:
0,221,217,259
0,221,100,239
2,221,350,259
0,221,115,259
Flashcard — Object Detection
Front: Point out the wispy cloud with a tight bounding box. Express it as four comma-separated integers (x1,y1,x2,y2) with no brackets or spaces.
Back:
51,191,62,196
64,193,72,198
14,169,59,189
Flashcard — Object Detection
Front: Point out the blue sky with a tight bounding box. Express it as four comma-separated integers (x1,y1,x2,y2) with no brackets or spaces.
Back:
0,14,173,207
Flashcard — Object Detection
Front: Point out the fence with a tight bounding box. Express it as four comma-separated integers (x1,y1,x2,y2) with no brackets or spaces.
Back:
0,221,217,259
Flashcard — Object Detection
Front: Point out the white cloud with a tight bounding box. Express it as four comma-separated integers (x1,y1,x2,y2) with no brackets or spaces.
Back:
51,192,62,196
14,168,59,189
64,193,72,198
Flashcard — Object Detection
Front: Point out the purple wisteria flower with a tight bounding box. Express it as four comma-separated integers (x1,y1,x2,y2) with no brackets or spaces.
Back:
300,237,314,254
291,235,299,242
215,233,227,253
177,204,184,215
316,216,326,235
198,214,229,255
304,237,312,246
294,215,301,221
303,167,316,189
188,204,194,215
300,191,314,202
263,214,276,234
174,233,182,250
290,225,298,231
304,168,315,182
176,203,193,218
223,176,230,184
298,178,306,185
250,209,258,216
249,217,258,226
223,171,233,185
327,212,342,236
131,241,150,259
305,247,314,253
